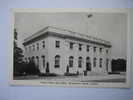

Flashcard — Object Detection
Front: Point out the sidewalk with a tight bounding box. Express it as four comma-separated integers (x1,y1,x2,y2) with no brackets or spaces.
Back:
43,74,126,83
14,74,126,83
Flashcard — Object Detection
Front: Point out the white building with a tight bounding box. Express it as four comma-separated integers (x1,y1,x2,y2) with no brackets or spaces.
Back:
23,26,112,75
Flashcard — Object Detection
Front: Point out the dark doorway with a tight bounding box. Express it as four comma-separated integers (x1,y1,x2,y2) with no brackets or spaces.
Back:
86,57,91,71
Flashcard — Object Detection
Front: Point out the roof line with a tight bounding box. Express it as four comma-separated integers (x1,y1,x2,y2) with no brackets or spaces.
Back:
24,26,111,46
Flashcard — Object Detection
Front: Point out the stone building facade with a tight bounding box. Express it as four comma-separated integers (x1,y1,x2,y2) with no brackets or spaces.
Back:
23,26,112,75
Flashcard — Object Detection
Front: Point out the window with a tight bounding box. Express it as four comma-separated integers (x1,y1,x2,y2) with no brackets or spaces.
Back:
42,41,45,48
69,56,74,67
93,57,97,67
93,47,96,52
86,57,90,63
37,43,39,50
78,57,83,68
86,57,91,71
79,44,82,51
33,44,35,51
87,45,90,52
99,58,102,68
55,41,60,48
106,58,109,70
36,56,39,67
70,42,74,49
42,55,45,68
106,49,108,54
29,46,31,51
100,48,102,53
55,55,60,68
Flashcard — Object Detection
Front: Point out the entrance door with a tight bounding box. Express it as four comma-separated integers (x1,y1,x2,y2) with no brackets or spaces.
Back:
86,57,91,71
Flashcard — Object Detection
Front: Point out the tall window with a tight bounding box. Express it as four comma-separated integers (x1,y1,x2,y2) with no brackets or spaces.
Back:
79,44,82,51
36,56,39,67
42,41,45,48
42,55,45,68
93,57,97,67
99,58,102,68
100,48,102,53
106,58,109,71
55,55,60,68
106,49,108,54
93,47,96,52
78,57,83,68
87,45,90,52
86,57,90,63
55,41,60,48
70,42,74,49
86,57,91,71
37,43,39,50
69,56,74,67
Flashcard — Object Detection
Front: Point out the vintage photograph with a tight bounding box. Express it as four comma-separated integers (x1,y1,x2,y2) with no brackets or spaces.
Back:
11,9,131,88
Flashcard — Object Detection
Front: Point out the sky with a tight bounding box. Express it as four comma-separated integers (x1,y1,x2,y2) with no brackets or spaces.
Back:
14,12,127,59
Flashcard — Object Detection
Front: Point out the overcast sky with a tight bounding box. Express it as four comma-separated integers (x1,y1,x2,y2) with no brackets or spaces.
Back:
14,12,127,59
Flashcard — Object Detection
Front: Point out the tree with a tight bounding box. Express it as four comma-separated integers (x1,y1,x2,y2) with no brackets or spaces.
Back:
23,61,40,75
13,29,24,76
111,58,126,72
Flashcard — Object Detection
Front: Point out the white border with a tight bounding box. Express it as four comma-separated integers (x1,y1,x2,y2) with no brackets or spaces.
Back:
9,8,132,88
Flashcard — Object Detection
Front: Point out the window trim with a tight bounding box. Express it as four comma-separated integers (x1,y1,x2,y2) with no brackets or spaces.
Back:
106,49,109,54
33,44,35,51
55,40,60,48
42,55,45,68
87,45,90,52
69,56,74,67
42,41,45,48
79,44,82,51
100,48,102,53
36,43,39,50
93,47,96,52
99,58,102,68
55,55,60,68
93,57,97,67
86,57,90,63
78,56,83,68
70,42,74,49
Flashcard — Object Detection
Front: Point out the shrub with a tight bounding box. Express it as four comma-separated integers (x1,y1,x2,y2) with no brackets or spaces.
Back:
111,58,126,72
38,73,57,77
24,61,40,75
64,73,78,76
